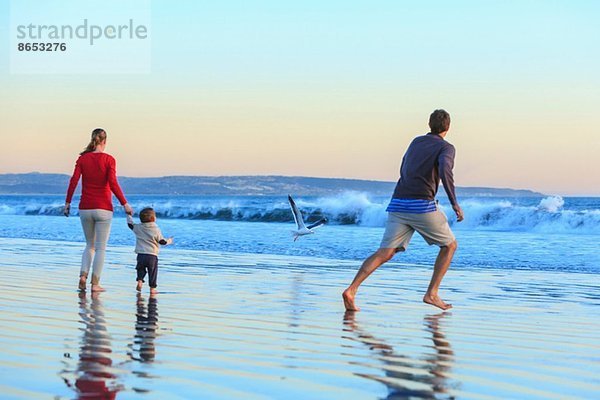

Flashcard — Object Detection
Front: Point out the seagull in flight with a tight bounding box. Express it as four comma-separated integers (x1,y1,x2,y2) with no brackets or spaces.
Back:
288,195,327,241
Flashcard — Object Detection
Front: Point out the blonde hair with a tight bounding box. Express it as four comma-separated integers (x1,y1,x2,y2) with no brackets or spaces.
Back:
80,128,107,155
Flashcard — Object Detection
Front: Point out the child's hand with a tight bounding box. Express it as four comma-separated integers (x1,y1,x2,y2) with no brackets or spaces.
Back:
166,237,174,245
126,214,135,229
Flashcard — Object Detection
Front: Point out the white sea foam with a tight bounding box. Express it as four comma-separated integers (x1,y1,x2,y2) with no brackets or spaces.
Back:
0,194,598,234
538,196,565,212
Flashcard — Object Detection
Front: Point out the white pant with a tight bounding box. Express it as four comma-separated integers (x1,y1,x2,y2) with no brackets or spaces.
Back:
79,209,113,284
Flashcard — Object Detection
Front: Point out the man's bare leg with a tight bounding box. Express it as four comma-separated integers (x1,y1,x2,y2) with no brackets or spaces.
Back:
423,240,457,310
343,248,396,311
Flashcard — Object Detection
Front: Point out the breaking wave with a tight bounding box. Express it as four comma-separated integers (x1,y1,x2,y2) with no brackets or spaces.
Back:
1,194,599,234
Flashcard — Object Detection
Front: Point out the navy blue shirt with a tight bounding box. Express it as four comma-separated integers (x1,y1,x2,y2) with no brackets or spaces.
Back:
391,133,458,206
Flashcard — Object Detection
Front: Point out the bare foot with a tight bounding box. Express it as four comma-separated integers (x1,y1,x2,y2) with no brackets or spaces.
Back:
91,285,106,292
150,288,158,295
78,277,87,291
423,294,452,310
343,288,360,311
136,281,143,291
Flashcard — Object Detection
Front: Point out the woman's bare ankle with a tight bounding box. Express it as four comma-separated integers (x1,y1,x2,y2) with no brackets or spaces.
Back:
78,275,87,290
91,285,106,292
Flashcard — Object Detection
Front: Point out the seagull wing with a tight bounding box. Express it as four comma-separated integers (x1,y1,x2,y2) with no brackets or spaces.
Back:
306,218,327,230
288,195,306,229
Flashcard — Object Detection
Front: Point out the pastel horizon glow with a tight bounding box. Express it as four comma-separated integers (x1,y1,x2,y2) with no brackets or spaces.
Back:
1,1,599,196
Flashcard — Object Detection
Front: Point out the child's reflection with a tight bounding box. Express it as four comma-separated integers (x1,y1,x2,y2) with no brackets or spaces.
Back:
343,311,455,399
128,293,159,363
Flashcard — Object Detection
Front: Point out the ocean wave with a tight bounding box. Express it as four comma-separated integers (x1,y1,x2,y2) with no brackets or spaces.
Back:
132,193,385,226
456,196,600,233
1,194,599,234
0,202,65,216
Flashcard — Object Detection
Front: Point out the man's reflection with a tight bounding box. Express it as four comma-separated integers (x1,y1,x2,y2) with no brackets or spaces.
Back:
70,292,121,399
128,293,159,363
343,311,455,399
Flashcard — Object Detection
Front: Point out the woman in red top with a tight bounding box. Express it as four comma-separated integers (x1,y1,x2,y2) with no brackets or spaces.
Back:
65,129,133,292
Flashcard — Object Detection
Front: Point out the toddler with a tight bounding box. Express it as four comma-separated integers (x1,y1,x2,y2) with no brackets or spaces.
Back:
127,208,173,294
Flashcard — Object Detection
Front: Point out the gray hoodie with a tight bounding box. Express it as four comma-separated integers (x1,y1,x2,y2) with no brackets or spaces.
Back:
127,214,172,255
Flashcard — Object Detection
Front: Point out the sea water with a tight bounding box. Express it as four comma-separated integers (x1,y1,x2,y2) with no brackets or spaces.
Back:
0,193,598,273
0,194,599,399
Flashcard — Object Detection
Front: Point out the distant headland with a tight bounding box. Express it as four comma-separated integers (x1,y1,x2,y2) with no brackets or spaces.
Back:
0,172,545,197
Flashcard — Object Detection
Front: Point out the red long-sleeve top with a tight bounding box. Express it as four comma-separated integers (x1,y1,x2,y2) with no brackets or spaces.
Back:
65,152,127,211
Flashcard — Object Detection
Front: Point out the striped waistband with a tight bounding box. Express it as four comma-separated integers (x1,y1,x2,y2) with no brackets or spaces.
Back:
385,198,437,214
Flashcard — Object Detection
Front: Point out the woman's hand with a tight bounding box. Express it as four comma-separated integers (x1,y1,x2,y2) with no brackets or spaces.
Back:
64,203,71,217
124,203,134,215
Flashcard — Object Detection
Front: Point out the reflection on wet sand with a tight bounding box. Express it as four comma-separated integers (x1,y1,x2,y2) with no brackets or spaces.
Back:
288,273,304,329
343,312,455,399
128,293,159,363
63,292,122,399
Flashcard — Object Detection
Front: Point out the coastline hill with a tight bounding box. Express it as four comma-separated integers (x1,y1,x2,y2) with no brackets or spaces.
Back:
0,172,544,197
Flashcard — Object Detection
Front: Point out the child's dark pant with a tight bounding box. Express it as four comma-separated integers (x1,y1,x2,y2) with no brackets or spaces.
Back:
136,254,159,288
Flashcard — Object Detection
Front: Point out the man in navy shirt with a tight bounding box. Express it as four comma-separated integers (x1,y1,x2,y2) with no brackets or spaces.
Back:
343,109,464,311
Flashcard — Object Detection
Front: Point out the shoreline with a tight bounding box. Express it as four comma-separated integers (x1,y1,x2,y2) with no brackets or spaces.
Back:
0,237,598,399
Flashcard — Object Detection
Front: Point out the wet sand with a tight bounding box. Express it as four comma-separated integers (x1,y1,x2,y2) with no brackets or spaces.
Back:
0,237,598,399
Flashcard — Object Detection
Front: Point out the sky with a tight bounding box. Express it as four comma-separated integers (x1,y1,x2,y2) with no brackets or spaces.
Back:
0,0,599,195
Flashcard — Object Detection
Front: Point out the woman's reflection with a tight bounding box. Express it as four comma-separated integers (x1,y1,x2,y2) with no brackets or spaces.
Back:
343,311,455,399
128,293,159,363
68,292,121,399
